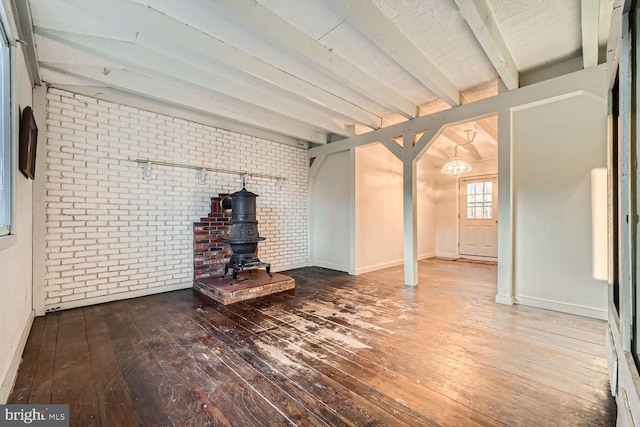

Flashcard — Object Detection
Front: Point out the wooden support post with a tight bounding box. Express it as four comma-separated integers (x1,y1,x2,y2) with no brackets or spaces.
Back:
619,11,633,352
349,148,357,275
403,133,418,287
495,80,514,304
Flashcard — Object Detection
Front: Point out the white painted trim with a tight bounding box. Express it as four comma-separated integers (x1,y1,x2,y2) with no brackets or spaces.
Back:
496,81,514,303
458,254,498,262
608,300,640,422
42,64,328,145
45,282,193,312
354,258,404,275
37,29,345,138
349,148,356,276
62,0,382,130
9,0,40,85
435,251,459,259
272,262,309,273
0,233,16,252
581,0,600,68
204,0,416,118
349,253,435,275
402,142,418,286
32,84,46,316
311,261,350,273
308,64,608,159
580,89,610,106
510,90,589,112
495,294,515,305
419,252,436,260
520,56,584,87
7,43,17,241
514,296,607,320
454,0,519,90
0,309,34,403
325,0,460,106
458,173,498,258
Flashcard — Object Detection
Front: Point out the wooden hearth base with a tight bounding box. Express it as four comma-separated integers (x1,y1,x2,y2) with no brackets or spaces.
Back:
193,270,295,305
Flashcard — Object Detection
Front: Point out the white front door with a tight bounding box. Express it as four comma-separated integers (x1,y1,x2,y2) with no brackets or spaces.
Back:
459,176,498,258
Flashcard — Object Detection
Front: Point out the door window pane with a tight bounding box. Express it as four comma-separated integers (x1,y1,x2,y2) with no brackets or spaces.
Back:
466,180,493,219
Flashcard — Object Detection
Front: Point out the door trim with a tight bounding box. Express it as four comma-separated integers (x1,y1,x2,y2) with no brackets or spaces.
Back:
458,173,499,258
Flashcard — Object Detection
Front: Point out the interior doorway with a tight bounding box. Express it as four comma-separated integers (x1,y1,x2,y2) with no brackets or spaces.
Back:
459,175,498,258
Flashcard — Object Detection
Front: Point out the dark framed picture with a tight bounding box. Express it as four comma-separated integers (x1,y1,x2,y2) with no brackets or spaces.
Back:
19,106,38,179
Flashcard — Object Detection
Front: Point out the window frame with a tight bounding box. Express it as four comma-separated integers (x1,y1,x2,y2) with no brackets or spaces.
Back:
0,6,16,250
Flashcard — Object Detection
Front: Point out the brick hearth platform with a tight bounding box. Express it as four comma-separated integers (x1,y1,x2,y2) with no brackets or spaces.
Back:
193,270,295,305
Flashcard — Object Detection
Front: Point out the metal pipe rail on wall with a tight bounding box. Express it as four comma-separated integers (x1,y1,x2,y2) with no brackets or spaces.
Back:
133,158,286,188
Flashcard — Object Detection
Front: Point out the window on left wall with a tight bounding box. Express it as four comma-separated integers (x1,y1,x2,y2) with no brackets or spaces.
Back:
0,23,10,237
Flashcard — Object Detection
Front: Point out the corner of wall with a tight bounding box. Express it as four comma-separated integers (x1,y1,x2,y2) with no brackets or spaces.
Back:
0,310,34,403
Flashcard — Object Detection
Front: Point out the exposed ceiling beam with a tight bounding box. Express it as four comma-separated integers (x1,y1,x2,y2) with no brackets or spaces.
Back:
63,0,383,130
459,91,498,142
36,28,349,137
201,0,417,118
442,129,482,160
323,0,460,107
581,0,600,68
309,64,607,159
454,0,519,90
606,0,630,87
10,0,41,84
599,0,615,51
40,63,329,145
468,120,497,145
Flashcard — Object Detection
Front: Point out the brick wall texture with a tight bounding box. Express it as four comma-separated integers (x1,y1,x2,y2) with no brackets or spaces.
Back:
44,88,308,310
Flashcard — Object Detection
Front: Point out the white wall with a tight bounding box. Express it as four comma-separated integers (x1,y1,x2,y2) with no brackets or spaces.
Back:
512,92,607,319
0,41,35,401
309,151,351,272
417,154,436,259
42,88,309,311
354,143,404,273
310,143,438,275
435,159,498,258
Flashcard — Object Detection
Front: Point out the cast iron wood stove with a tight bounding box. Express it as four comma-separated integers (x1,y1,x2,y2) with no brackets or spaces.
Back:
222,187,271,281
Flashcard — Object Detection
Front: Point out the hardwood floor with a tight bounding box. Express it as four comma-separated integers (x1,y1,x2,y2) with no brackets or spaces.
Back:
8,259,616,426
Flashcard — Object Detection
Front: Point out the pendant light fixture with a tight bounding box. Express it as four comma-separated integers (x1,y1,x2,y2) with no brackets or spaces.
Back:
440,130,475,176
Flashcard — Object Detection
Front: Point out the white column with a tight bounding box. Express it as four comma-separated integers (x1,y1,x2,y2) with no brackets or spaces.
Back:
32,84,47,316
349,147,357,275
496,81,514,304
403,135,418,286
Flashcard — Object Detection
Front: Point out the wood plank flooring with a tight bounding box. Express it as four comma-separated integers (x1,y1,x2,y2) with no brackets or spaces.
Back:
8,259,616,426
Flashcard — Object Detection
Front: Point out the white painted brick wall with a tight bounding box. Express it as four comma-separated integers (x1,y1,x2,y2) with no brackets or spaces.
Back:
44,88,309,310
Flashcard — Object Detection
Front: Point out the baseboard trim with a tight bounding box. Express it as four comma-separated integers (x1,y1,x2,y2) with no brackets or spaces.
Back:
354,259,403,275
458,254,498,262
435,252,459,260
45,282,193,312
310,261,350,273
514,295,607,320
495,294,515,305
352,254,436,275
1,309,35,403
273,262,310,272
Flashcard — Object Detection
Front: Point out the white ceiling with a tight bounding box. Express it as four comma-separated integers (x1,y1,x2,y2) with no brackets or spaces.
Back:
25,0,613,164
